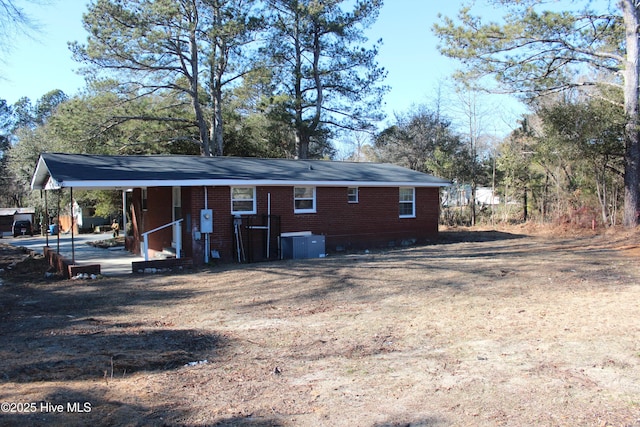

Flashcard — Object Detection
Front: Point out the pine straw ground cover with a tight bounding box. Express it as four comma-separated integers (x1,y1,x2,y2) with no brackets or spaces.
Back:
0,227,639,426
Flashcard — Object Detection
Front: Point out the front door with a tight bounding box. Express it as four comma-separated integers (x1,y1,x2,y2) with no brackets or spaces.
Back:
172,186,182,250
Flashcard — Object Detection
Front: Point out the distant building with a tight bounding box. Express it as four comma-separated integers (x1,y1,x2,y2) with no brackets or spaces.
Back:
476,187,500,206
442,184,499,207
0,207,36,236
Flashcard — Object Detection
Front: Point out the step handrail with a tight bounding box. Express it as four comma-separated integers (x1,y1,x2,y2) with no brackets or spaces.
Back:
141,219,183,261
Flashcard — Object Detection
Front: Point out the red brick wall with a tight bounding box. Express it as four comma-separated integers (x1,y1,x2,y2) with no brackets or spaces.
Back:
183,186,235,264
134,185,440,264
273,186,440,250
141,187,174,257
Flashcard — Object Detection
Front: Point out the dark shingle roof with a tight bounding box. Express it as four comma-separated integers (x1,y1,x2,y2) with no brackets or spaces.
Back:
31,153,450,190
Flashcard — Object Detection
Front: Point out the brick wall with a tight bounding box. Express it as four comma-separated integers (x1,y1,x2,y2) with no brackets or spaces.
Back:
140,187,174,257
274,186,440,250
43,246,100,279
183,186,235,264
176,185,440,264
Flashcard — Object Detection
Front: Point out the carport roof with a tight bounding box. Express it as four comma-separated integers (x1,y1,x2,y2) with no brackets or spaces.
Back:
31,153,451,190
0,207,35,216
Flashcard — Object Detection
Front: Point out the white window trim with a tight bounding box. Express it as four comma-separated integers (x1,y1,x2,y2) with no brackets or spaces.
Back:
399,187,416,218
294,186,316,214
231,186,257,215
348,187,359,203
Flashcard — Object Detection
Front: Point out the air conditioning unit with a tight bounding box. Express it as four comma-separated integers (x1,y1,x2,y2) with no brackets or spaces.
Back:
281,234,325,259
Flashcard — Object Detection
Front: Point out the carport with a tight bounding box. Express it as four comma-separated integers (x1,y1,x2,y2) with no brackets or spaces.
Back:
30,155,137,277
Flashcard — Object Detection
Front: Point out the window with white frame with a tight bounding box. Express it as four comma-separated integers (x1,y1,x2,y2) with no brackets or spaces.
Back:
294,186,316,213
347,187,359,203
231,187,256,214
399,187,415,218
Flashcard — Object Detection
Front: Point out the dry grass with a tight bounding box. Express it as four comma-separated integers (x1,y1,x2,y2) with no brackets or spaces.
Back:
1,227,639,426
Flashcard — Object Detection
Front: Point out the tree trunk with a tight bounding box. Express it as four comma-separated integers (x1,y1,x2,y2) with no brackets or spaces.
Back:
187,7,211,157
622,0,640,227
211,50,224,157
595,177,609,226
212,92,224,156
292,10,308,160
470,183,476,226
194,99,212,156
523,185,528,222
210,1,225,157
296,131,309,160
542,173,549,222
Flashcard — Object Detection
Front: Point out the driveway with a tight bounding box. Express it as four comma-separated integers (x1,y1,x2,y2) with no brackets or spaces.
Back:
4,232,144,276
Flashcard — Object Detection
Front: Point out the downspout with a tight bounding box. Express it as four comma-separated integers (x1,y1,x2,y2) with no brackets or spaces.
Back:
44,190,49,247
204,186,209,264
267,193,271,258
56,190,60,254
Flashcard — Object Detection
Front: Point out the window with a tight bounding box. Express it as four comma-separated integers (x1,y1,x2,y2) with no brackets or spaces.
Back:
231,187,256,214
294,186,316,213
399,187,415,218
347,187,359,203
142,188,148,211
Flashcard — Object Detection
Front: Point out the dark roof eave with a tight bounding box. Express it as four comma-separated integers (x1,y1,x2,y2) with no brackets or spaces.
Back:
30,153,452,190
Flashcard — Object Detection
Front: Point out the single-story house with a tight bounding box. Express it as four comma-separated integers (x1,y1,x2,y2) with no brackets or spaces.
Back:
31,153,450,265
0,207,36,236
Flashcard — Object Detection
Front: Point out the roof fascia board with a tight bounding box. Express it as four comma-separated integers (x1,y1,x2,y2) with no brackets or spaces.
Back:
30,156,48,190
54,179,450,189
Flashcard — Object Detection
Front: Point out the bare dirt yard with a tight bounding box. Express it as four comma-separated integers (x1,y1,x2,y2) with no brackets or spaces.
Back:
1,226,639,426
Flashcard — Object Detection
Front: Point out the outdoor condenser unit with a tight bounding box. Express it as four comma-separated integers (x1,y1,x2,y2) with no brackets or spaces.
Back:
281,234,325,259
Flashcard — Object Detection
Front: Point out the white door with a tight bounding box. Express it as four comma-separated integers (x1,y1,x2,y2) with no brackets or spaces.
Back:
172,186,182,249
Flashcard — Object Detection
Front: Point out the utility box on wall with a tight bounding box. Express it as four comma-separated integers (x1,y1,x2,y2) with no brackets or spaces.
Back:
281,234,325,259
200,209,213,233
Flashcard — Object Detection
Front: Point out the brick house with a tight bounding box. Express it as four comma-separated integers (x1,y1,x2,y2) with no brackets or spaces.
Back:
31,153,449,265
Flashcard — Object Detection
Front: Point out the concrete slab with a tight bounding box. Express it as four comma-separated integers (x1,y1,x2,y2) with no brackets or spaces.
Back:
4,232,144,276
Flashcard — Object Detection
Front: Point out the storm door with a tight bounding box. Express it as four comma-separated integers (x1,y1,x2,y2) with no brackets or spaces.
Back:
172,186,182,249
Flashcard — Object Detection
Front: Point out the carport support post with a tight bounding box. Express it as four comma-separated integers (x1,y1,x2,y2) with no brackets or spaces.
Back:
122,190,127,242
70,187,75,264
56,189,60,254
44,190,49,247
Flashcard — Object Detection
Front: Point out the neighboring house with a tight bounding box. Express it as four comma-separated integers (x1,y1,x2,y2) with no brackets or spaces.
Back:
31,153,450,265
0,207,36,237
442,184,499,207
476,187,500,206
441,184,471,207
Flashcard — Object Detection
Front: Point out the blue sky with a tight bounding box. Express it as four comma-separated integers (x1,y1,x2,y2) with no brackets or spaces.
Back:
0,1,88,104
0,0,525,134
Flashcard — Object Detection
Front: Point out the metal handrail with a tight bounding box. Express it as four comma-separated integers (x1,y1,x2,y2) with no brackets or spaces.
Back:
141,218,183,261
